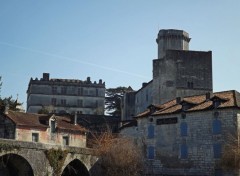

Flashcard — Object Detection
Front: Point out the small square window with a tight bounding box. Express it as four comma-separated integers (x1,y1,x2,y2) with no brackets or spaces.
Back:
63,136,69,146
32,133,39,142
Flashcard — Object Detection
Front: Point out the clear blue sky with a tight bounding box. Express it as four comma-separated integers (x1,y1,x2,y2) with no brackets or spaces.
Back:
0,1,240,110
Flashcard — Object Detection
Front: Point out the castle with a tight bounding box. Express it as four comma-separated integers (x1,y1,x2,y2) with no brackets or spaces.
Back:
27,73,105,115
122,29,213,120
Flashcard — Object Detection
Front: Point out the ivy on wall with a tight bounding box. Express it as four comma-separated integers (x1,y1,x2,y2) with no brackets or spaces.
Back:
45,148,68,176
0,142,20,153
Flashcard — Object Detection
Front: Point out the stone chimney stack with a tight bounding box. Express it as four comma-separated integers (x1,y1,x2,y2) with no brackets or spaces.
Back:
43,73,50,81
4,100,9,114
74,112,78,125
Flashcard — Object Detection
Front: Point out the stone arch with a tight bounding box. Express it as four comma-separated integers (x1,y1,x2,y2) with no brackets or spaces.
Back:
0,153,34,176
61,159,89,176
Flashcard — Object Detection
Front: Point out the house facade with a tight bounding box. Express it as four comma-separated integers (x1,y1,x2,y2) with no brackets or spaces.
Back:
121,90,240,175
27,73,105,115
0,109,87,147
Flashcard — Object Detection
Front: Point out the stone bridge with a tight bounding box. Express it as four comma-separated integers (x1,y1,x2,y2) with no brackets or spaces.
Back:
0,138,99,176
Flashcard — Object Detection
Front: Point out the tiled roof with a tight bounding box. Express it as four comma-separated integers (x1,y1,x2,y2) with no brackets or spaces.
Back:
4,111,86,132
136,90,240,118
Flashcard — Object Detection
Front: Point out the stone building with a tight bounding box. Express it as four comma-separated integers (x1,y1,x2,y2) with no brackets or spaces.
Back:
27,73,105,115
122,29,213,121
0,109,87,147
121,90,240,175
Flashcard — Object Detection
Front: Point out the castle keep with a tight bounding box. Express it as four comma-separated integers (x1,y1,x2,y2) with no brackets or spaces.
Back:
123,29,213,120
153,29,212,105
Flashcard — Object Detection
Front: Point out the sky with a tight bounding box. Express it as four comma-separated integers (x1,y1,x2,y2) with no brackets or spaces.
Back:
0,0,240,110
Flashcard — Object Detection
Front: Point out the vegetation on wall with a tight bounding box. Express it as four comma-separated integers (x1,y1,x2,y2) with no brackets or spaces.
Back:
0,142,20,153
45,148,68,176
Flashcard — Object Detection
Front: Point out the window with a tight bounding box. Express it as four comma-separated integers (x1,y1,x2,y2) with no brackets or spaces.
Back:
51,120,56,133
61,87,67,94
61,99,66,106
51,98,56,105
32,133,39,142
187,82,193,89
180,122,188,136
63,136,69,146
78,88,83,96
180,144,188,159
96,89,99,96
77,99,83,107
148,124,154,138
212,119,221,135
52,87,57,94
148,146,154,159
213,143,222,158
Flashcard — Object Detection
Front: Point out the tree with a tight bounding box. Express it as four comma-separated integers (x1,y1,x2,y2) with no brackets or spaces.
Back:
90,131,143,176
0,76,23,112
105,86,133,116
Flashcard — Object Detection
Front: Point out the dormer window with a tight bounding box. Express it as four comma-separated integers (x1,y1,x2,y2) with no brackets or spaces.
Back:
213,100,221,108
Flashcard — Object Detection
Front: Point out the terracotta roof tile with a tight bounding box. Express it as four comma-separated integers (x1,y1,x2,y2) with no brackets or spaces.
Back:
136,90,240,118
4,111,86,132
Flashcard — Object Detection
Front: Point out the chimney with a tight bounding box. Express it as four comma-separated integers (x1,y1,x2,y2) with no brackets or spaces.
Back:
206,92,213,101
176,97,182,104
87,77,91,83
4,100,9,114
74,112,78,125
43,73,50,81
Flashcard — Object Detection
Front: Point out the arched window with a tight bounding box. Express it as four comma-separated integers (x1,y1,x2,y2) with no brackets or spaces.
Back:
180,122,188,136
148,124,154,138
212,119,222,135
148,146,154,159
181,144,188,159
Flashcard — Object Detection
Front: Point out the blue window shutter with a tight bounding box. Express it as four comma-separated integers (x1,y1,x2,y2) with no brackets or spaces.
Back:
148,146,154,159
213,144,222,158
180,122,188,136
148,125,154,138
181,144,188,159
213,119,222,135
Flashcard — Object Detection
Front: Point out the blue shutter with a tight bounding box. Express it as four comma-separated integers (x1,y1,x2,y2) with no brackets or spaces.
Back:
148,125,154,138
213,144,222,158
148,146,154,159
180,122,188,136
181,144,188,159
213,119,222,135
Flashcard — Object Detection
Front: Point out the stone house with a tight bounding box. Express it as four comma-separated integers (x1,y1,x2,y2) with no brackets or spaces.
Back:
27,73,105,115
121,90,240,175
0,109,87,147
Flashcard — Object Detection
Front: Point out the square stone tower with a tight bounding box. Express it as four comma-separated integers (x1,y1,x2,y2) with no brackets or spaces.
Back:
153,29,213,104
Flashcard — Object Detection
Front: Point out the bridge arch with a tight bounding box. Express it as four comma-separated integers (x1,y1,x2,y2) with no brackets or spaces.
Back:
0,153,34,176
62,159,90,176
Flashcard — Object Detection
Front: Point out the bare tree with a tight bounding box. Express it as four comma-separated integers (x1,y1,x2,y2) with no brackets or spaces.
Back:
90,131,143,176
